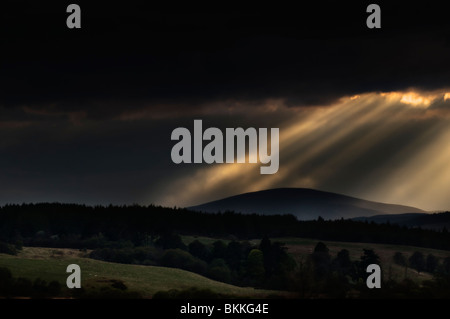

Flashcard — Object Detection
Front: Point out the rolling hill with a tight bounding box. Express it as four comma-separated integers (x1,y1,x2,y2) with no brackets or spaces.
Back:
188,188,426,220
353,212,450,231
0,247,284,298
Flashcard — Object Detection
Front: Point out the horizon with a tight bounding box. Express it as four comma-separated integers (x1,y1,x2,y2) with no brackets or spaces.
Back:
0,186,443,214
2,3,450,211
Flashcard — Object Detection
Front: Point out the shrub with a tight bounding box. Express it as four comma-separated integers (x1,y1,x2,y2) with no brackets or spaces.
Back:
246,249,265,285
155,233,187,250
0,241,17,255
409,251,426,273
161,249,207,274
393,252,407,267
207,259,232,283
0,268,64,298
47,281,62,296
426,254,439,273
0,267,13,295
13,277,33,296
189,240,210,261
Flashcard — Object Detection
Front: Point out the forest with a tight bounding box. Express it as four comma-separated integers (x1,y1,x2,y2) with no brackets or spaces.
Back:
0,203,449,251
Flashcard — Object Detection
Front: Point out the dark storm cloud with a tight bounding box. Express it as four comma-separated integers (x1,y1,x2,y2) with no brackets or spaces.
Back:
2,2,450,208
0,114,178,205
2,2,450,118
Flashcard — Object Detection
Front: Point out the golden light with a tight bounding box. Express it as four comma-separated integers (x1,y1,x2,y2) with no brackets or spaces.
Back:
400,92,433,106
380,91,441,108
155,89,450,211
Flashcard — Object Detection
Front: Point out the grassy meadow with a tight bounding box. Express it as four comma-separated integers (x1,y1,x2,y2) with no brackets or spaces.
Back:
1,237,449,298
0,246,284,298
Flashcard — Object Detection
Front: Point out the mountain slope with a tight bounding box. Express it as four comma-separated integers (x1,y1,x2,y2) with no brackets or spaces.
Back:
188,188,426,220
353,212,450,231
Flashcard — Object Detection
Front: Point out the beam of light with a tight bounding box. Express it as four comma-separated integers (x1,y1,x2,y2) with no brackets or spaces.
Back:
366,120,450,211
158,163,257,207
154,89,450,210
381,90,445,108
275,93,404,185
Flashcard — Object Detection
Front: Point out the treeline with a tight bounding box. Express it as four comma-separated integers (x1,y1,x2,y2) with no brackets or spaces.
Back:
142,238,450,298
293,242,450,298
89,235,296,289
0,241,20,255
0,203,449,251
393,251,450,275
0,267,62,298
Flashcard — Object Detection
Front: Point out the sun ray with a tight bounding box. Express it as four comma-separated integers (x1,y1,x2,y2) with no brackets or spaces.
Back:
155,89,450,210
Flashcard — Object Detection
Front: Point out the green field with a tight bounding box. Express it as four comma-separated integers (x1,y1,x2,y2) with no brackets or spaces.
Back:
0,247,283,298
1,237,449,298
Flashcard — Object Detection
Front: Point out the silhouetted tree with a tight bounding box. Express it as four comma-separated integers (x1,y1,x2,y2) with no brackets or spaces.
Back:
357,249,380,280
393,251,409,278
333,249,352,276
246,249,265,286
207,258,232,283
32,278,49,297
360,249,380,268
161,249,207,274
0,241,17,255
211,240,227,260
47,281,62,296
1,203,450,251
314,242,329,253
259,236,271,254
0,267,13,296
409,251,425,273
155,233,186,250
393,252,407,267
426,254,439,273
311,242,331,278
225,241,245,271
295,257,316,298
443,257,450,275
188,240,210,261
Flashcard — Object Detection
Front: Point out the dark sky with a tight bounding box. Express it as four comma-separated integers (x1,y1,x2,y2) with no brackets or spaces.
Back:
2,1,450,210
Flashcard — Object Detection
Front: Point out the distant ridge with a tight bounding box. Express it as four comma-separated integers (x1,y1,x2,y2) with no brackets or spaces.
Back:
188,188,426,220
352,212,450,231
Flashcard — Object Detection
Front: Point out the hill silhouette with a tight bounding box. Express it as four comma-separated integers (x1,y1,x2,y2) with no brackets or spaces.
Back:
188,188,426,220
353,212,450,231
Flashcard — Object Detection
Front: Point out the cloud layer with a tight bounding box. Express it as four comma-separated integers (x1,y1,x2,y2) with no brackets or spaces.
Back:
155,91,450,211
2,3,450,210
